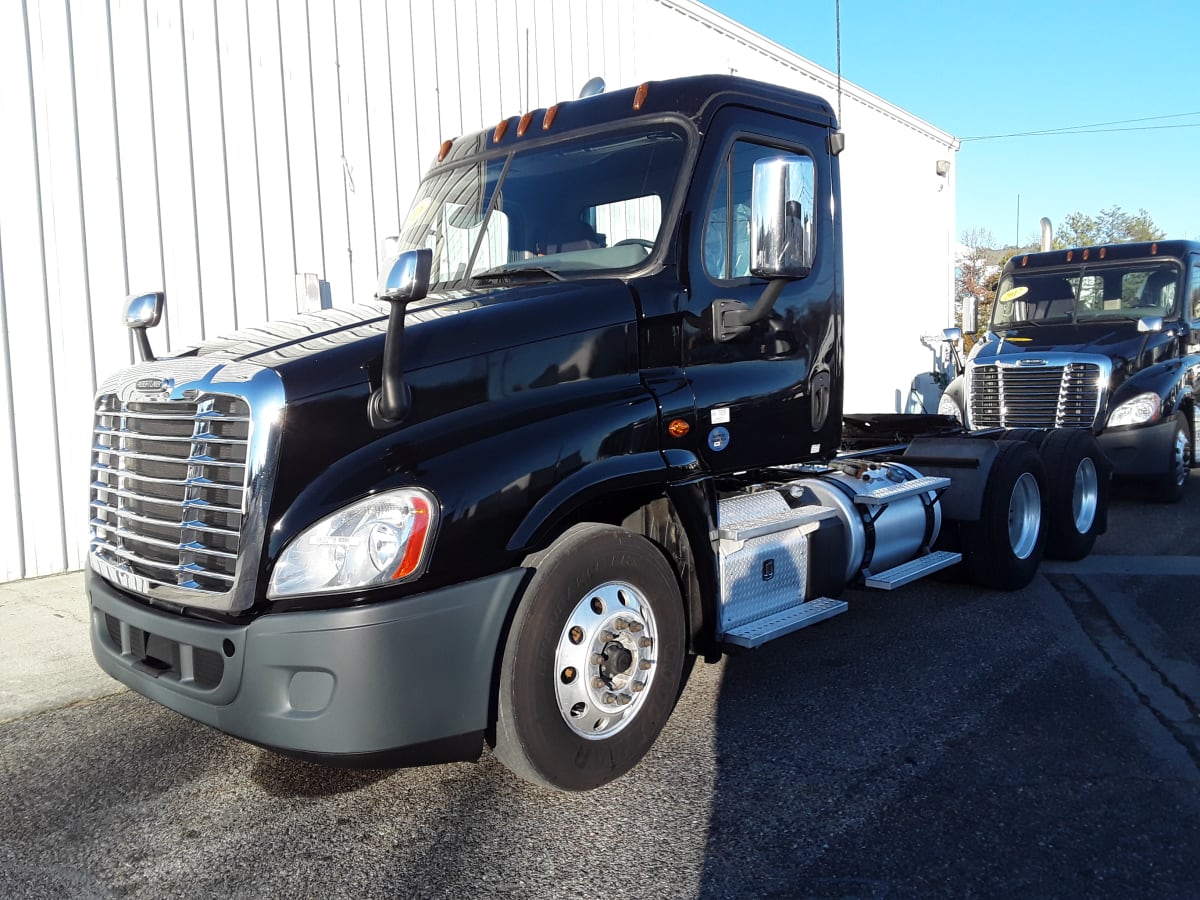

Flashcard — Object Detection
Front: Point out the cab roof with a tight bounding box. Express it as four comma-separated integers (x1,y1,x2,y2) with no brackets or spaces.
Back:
434,74,837,166
1006,239,1200,272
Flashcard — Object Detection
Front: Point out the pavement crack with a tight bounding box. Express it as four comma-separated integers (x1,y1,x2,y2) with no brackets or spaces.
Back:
1048,573,1200,775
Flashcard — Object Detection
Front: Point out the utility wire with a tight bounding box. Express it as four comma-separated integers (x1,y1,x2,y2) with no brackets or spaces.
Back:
961,110,1200,141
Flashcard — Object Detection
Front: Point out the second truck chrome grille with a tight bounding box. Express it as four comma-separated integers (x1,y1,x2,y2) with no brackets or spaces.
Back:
968,361,1103,429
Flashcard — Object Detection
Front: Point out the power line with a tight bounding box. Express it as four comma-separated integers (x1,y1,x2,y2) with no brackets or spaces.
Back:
960,110,1200,142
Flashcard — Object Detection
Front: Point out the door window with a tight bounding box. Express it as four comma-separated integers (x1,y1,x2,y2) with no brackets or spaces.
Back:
703,141,813,281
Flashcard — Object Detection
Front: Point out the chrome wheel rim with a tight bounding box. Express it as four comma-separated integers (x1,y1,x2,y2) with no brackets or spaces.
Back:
1071,457,1099,534
553,581,659,740
1008,472,1041,560
1170,425,1191,488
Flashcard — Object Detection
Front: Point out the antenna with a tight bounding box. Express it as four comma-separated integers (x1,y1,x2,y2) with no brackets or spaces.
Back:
835,0,842,125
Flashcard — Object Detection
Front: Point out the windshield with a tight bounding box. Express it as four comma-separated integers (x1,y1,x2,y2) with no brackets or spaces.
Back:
395,124,689,287
992,261,1182,327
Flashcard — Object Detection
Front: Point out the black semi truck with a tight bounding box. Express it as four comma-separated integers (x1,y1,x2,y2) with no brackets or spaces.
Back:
88,75,1107,791
940,241,1200,501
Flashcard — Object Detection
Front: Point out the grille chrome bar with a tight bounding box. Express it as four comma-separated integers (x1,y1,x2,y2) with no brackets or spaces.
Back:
89,541,237,584
89,360,284,613
93,445,248,469
90,486,242,516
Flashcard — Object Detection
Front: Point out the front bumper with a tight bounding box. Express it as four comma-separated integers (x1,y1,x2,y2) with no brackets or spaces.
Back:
88,568,527,764
1098,418,1177,477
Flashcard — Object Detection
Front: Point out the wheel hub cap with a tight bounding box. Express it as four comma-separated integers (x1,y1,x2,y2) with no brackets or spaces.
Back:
554,581,659,739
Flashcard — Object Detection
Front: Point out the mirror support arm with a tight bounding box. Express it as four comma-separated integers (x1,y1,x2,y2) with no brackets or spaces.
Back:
369,296,413,428
728,278,787,328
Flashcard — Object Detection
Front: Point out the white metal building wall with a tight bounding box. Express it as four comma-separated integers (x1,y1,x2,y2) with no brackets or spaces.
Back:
0,0,957,583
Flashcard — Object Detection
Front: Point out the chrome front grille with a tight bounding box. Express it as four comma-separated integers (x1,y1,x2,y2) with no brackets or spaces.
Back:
89,360,284,612
968,358,1105,429
91,396,249,592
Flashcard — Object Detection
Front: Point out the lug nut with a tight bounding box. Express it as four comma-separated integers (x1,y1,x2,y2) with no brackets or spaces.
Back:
591,653,604,665
600,631,616,643
639,660,652,671
628,622,644,633
601,693,616,705
592,676,606,689
613,618,629,630
638,637,653,648
631,681,646,693
616,693,632,705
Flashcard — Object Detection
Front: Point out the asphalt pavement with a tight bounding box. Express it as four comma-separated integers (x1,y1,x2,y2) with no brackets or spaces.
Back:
1,480,1198,898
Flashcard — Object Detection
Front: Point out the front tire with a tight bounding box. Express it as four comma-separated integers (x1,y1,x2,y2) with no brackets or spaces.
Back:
959,440,1046,590
493,524,686,791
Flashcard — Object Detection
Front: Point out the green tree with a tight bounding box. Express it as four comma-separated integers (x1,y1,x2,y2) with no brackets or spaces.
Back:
1053,205,1165,249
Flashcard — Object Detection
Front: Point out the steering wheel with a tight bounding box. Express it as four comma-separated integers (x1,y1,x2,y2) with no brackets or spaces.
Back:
615,238,655,251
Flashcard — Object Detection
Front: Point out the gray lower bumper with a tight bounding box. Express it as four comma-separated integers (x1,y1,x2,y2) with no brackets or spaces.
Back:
1098,418,1176,477
88,569,526,761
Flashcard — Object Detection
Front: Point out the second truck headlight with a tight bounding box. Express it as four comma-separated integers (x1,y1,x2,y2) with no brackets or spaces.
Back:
268,488,438,598
1107,392,1161,428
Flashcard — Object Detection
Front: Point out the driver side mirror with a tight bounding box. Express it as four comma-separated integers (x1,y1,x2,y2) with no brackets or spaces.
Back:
749,155,816,279
943,327,962,342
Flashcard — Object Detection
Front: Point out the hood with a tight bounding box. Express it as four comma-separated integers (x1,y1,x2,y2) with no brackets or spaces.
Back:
970,318,1173,372
167,279,640,400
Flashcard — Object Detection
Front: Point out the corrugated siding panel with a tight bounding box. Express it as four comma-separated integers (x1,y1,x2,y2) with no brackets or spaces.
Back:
2,0,955,582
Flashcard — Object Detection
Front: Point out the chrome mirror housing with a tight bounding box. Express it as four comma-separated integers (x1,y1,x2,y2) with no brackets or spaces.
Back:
749,155,816,279
943,327,963,342
1137,316,1163,333
123,292,165,362
377,248,432,304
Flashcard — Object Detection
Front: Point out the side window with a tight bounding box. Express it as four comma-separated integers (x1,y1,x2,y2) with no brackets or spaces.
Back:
704,140,813,281
1192,263,1200,322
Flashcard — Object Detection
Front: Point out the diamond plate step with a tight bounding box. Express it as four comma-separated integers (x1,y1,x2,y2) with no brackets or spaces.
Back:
721,597,848,649
718,505,838,542
854,475,950,507
863,550,962,590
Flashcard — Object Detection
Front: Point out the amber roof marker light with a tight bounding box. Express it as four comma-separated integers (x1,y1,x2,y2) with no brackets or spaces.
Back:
633,82,650,111
436,139,453,162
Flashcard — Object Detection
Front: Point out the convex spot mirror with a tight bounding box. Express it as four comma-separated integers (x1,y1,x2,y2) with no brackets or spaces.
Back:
378,248,433,303
750,154,816,279
1137,316,1164,333
124,292,164,329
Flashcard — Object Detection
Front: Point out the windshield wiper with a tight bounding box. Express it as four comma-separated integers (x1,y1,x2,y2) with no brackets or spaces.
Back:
471,265,565,283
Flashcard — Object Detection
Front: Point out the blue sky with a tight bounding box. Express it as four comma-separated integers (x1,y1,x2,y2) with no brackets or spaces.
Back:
704,0,1199,247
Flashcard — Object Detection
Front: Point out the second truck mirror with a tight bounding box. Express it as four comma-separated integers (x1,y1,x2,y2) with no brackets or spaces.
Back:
750,155,815,279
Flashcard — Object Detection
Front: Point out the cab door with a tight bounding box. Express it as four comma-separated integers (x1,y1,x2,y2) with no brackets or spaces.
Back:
679,107,842,474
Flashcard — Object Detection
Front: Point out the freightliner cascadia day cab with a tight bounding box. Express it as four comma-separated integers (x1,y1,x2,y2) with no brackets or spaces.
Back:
940,241,1200,501
88,75,1109,791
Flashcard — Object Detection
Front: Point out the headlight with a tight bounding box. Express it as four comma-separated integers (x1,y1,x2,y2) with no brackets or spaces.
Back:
937,391,963,424
1106,392,1161,428
268,488,438,598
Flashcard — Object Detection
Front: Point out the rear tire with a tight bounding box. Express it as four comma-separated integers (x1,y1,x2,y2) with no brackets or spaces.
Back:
960,440,1046,590
493,524,685,791
1039,429,1108,560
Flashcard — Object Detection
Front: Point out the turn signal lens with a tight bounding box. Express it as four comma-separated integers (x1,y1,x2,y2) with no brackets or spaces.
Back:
668,419,690,438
